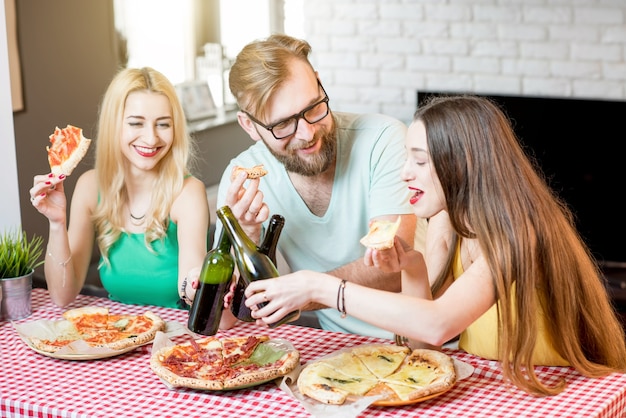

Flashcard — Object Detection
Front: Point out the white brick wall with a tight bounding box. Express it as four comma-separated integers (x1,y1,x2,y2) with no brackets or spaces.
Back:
300,0,626,123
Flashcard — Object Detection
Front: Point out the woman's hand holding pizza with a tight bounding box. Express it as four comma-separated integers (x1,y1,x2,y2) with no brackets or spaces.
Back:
363,236,419,274
29,173,68,224
31,125,91,224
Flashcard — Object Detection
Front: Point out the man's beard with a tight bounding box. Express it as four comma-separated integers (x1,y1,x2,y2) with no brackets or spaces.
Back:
263,124,337,177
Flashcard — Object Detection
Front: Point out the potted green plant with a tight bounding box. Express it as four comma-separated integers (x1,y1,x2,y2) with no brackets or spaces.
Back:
0,229,44,320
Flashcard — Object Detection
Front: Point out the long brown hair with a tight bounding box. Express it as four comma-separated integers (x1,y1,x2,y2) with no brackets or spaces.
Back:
418,95,626,395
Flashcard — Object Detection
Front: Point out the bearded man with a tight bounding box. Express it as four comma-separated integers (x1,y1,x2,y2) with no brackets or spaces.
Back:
215,34,424,339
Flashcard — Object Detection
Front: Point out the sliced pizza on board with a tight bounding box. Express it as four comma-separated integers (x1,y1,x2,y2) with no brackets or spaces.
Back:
297,345,457,406
47,124,92,176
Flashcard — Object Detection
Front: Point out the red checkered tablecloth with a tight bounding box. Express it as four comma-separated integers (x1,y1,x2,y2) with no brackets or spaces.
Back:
1,288,625,418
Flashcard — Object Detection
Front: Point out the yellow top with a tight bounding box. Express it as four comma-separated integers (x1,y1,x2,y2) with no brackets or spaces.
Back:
453,241,569,366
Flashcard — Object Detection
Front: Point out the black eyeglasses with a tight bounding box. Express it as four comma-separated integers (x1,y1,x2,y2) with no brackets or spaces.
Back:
243,81,330,140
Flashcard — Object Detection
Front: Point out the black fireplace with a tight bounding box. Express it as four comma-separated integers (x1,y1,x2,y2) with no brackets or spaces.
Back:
416,91,626,318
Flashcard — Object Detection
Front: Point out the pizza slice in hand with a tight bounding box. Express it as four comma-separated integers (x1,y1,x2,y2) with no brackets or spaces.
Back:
47,124,92,176
359,217,402,250
230,164,268,181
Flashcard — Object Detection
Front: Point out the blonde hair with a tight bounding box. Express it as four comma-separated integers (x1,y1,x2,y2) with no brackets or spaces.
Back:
93,67,194,262
419,95,626,395
229,34,315,118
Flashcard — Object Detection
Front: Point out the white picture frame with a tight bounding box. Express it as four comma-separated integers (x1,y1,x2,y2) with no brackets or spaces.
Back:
175,81,218,121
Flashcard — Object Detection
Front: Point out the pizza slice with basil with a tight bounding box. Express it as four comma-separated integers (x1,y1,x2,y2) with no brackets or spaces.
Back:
221,335,269,367
47,124,92,176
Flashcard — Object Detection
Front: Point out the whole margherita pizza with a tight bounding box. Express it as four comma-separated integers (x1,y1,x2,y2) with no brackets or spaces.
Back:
47,124,92,176
150,334,300,390
297,345,456,405
29,306,165,353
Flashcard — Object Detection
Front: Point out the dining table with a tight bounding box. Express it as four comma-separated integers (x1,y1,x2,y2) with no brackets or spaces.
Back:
2,288,626,418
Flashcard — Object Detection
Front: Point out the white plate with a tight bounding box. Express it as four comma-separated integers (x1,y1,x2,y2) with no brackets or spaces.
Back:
14,319,187,361
19,335,140,360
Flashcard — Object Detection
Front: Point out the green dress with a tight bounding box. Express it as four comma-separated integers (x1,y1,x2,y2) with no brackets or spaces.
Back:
99,221,181,308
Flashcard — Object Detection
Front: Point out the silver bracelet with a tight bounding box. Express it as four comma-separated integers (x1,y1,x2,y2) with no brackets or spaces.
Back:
336,279,347,318
394,334,410,347
180,277,192,305
48,251,72,288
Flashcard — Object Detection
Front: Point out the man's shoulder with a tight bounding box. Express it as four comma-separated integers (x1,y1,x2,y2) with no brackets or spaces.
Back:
334,111,406,130
334,112,407,152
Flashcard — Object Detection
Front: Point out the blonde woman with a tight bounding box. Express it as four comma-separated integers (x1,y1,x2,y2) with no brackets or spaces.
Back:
30,67,209,308
244,95,626,395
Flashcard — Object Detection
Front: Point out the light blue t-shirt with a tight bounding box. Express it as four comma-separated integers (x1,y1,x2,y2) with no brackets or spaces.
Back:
216,112,412,339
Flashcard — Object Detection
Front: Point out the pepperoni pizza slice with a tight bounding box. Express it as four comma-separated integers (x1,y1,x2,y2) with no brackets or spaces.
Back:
47,124,92,176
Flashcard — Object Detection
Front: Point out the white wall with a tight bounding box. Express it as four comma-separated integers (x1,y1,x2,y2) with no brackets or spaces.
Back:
302,0,626,124
0,0,21,232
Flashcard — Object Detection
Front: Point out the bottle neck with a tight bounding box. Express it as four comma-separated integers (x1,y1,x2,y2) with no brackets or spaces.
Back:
215,229,231,253
216,205,257,252
259,215,285,262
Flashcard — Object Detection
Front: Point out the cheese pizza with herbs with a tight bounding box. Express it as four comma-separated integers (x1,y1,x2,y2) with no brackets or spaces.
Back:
297,345,456,405
29,306,165,353
150,335,300,390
